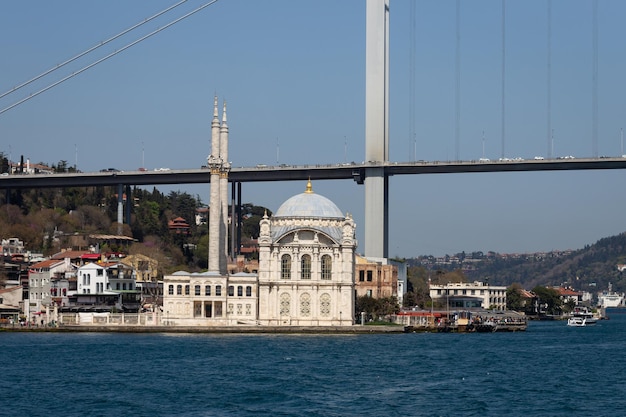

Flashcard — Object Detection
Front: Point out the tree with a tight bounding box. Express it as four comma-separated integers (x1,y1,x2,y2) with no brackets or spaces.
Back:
532,285,563,315
355,295,399,322
506,283,525,311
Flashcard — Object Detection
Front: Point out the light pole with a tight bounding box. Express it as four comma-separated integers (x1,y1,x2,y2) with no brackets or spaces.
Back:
428,275,433,327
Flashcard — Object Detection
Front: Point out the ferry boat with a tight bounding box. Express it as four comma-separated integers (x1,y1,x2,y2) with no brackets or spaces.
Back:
569,306,598,325
567,317,587,327
598,283,624,308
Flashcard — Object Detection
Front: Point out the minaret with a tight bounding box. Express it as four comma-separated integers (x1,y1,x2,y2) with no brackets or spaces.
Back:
207,96,223,274
219,100,230,272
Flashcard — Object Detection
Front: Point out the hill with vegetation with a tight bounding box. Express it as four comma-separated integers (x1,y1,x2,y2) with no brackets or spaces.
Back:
0,158,269,276
406,233,626,293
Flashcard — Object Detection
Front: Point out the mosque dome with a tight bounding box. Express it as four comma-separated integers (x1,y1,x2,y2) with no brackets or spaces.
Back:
274,180,344,219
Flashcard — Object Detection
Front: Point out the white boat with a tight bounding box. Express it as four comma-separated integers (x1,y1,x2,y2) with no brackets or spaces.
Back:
568,306,598,326
567,317,587,327
598,283,624,308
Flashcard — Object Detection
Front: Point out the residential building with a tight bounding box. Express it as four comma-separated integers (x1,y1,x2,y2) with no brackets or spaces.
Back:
28,258,76,319
70,261,140,312
121,253,161,308
354,255,398,299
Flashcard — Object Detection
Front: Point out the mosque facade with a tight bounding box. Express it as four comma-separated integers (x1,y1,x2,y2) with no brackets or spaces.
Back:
162,98,357,326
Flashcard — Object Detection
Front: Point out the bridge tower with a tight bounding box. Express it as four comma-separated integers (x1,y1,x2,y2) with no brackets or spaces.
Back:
365,0,389,258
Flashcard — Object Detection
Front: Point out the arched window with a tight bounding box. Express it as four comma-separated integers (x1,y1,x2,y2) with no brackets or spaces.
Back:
280,293,291,316
195,285,201,296
300,293,311,316
321,255,332,280
246,286,252,297
177,285,182,295
301,254,311,280
320,293,331,317
216,285,222,296
281,254,292,279
205,285,211,296
228,286,234,296
237,286,243,296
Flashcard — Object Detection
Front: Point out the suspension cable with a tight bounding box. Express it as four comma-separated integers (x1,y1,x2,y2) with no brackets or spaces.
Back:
0,0,220,116
0,0,190,100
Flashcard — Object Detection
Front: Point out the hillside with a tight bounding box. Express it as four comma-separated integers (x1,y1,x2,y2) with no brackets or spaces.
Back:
408,232,626,292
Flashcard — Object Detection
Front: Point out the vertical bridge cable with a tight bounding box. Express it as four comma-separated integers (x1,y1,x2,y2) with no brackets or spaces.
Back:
409,0,416,162
0,0,220,116
501,0,506,159
0,0,190,100
547,0,552,159
455,0,460,161
592,0,598,158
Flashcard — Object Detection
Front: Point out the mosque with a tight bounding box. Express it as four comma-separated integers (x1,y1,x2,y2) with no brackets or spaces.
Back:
162,98,357,326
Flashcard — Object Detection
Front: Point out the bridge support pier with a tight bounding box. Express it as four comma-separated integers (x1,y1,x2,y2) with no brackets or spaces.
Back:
364,0,389,258
117,183,124,235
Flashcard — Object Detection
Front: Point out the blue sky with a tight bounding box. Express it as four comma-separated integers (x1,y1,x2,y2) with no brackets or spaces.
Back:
2,0,626,258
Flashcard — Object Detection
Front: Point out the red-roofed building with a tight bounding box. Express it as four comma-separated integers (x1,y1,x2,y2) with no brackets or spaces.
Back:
168,217,191,235
28,258,77,321
555,287,582,305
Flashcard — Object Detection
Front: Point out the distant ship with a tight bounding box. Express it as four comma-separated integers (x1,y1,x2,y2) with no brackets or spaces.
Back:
598,283,624,308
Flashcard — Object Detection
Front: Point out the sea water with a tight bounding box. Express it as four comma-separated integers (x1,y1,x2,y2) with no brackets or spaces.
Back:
2,312,626,417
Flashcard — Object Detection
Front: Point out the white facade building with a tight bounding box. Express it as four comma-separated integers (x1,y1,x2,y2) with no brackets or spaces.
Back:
429,281,507,311
257,181,357,326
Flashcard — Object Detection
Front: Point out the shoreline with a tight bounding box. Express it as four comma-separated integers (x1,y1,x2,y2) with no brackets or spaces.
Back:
0,324,408,334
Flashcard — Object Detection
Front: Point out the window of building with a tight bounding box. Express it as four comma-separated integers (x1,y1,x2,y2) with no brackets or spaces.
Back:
237,304,242,315
97,269,103,276
193,301,202,317
177,285,182,295
321,255,332,280
366,270,373,282
205,285,211,296
359,270,365,282
280,293,290,316
216,285,222,296
300,293,311,316
246,304,251,315
116,283,120,290
301,254,311,279
195,285,201,296
228,286,234,296
281,254,291,279
185,285,190,295
237,286,243,297
228,303,233,314
320,293,331,317
366,289,372,297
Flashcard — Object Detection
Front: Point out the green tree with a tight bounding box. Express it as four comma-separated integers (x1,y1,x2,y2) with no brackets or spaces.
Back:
532,285,563,315
506,283,525,311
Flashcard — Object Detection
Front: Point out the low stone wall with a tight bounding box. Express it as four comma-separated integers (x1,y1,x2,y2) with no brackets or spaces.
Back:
2,324,405,334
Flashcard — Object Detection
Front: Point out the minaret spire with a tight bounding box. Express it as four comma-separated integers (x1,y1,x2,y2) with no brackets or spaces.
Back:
219,98,230,270
208,95,224,274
